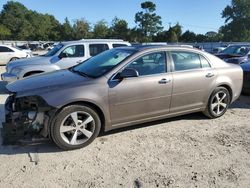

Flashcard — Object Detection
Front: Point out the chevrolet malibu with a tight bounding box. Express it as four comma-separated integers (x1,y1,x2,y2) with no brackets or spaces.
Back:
2,46,243,150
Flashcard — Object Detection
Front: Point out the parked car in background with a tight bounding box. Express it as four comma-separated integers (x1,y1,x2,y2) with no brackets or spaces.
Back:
211,47,226,54
1,39,131,82
216,45,250,64
2,45,243,150
240,61,250,94
0,44,32,65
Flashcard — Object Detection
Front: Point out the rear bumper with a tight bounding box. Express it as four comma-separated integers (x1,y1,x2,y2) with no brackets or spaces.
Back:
1,72,17,82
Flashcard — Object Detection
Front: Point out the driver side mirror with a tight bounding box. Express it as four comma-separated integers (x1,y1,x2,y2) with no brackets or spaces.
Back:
120,68,139,78
59,52,68,59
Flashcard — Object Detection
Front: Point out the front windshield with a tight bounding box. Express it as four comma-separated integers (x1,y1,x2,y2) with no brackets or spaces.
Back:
43,44,64,57
221,46,250,56
73,49,135,78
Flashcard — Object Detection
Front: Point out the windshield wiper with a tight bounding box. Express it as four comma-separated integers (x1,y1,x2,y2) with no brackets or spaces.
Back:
70,68,92,78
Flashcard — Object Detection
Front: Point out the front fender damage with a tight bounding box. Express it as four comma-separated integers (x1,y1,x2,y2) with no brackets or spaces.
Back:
1,95,55,144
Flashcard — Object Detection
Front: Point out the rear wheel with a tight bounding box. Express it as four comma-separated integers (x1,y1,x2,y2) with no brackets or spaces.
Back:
203,87,231,118
51,105,101,150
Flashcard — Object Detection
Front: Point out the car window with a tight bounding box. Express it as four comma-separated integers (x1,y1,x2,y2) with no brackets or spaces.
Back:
0,46,14,52
89,44,109,56
200,55,211,68
44,44,64,57
62,45,85,57
170,51,202,71
73,49,135,78
112,44,128,48
125,52,167,76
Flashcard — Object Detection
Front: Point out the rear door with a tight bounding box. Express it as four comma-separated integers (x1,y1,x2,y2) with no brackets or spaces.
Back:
89,43,109,57
169,50,216,112
108,51,173,125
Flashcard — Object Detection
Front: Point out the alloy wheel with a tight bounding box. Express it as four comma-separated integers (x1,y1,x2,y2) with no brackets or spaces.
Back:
60,111,95,145
210,91,229,116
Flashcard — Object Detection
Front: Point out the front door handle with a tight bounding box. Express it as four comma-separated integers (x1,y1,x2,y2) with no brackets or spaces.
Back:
159,78,171,84
77,60,83,63
206,73,214,78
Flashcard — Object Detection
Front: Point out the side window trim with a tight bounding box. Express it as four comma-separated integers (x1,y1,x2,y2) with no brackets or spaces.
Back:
199,54,212,68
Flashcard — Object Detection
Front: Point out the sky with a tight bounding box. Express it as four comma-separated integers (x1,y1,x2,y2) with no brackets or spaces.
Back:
0,0,231,34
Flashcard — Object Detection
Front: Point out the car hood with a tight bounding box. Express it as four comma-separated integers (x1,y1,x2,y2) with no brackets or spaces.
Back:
7,56,52,70
6,69,89,94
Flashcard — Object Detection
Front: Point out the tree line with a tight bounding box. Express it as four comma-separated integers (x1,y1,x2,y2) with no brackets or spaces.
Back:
0,0,249,42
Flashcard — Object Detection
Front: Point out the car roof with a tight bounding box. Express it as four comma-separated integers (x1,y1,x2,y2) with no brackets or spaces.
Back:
60,39,130,45
116,45,195,52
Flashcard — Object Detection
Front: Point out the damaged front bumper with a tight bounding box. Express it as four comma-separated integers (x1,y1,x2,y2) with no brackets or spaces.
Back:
1,95,54,144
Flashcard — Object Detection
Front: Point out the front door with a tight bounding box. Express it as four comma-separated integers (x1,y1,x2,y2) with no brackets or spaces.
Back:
108,51,173,126
55,44,86,69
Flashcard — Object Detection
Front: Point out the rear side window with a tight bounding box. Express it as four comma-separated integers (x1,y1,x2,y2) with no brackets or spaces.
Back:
89,44,109,56
0,46,14,52
112,43,128,48
200,55,211,68
170,51,202,71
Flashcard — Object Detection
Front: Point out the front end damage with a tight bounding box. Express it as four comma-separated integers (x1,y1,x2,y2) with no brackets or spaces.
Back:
2,95,54,144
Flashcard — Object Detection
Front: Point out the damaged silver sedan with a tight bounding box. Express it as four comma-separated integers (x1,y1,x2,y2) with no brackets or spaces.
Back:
1,46,243,150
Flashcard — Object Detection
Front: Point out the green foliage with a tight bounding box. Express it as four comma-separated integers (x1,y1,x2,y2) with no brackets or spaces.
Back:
61,17,74,40
220,0,250,41
180,30,197,42
93,20,110,38
111,17,129,40
73,18,92,40
0,24,11,39
135,1,163,41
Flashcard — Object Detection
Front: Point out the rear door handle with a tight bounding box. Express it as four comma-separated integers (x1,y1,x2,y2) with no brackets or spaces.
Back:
206,73,214,78
159,78,171,84
77,60,83,63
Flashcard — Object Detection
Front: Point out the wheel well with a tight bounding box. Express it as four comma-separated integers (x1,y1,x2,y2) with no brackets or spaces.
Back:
10,57,19,61
23,71,44,77
217,84,233,102
58,101,106,131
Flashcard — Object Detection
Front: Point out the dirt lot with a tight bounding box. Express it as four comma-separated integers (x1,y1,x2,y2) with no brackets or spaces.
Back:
0,66,250,187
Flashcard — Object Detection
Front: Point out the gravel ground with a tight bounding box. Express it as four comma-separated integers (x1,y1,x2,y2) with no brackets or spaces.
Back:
0,66,250,188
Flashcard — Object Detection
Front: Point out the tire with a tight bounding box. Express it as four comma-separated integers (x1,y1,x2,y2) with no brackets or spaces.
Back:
51,105,101,150
203,87,231,119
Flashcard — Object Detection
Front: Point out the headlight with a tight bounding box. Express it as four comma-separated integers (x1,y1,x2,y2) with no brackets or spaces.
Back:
10,68,22,75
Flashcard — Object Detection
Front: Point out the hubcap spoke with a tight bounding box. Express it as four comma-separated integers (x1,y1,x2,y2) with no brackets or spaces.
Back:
217,105,221,114
215,93,220,102
211,103,218,110
70,112,79,125
60,126,75,133
80,129,93,138
81,116,94,126
70,130,78,144
220,102,227,108
220,93,227,101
